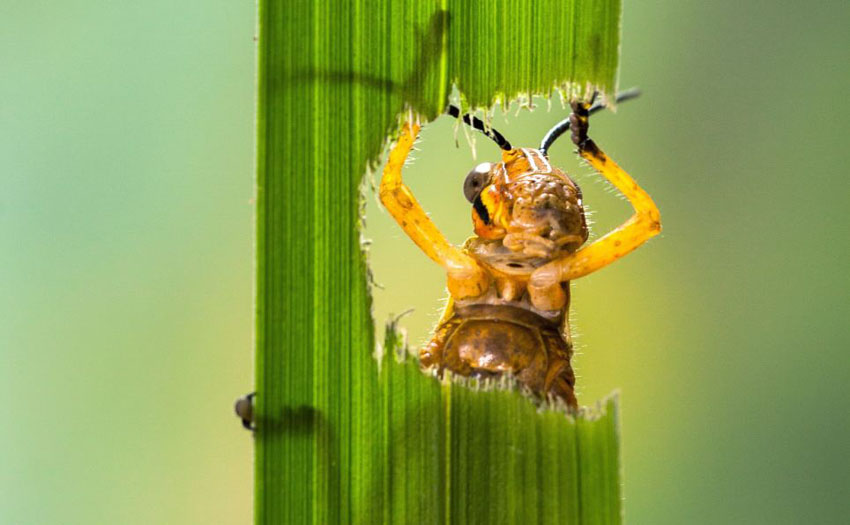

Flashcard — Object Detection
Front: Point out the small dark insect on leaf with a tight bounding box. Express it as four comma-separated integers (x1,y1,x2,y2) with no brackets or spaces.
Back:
234,392,255,431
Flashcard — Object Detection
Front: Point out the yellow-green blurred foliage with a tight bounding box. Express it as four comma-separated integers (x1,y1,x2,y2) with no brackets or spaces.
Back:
2,1,849,524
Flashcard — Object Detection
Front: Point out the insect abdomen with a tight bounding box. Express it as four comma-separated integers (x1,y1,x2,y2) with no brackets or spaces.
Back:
420,303,576,407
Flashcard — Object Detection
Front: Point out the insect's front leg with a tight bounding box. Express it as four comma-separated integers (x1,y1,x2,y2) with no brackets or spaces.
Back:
528,101,661,311
380,120,490,299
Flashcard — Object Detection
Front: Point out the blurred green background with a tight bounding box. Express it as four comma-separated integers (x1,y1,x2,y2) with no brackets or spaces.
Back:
2,1,848,524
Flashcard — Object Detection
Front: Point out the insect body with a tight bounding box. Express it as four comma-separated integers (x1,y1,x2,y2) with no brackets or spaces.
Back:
235,392,255,430
380,94,660,409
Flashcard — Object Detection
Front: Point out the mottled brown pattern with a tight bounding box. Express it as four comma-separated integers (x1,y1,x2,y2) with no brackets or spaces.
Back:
502,172,588,256
421,303,577,408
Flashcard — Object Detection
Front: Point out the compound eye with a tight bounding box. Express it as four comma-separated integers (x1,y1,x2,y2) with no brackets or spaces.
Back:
463,163,493,203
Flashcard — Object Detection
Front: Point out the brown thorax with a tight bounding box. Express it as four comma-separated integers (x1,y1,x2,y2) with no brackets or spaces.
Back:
465,148,588,269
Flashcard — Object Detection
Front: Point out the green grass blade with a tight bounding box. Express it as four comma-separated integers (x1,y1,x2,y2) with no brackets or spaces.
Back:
256,1,623,524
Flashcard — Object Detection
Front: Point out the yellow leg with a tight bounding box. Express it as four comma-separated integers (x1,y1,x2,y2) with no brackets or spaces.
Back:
528,103,661,311
380,121,489,299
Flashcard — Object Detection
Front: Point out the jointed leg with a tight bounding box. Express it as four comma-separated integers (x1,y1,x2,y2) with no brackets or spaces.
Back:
380,120,489,299
529,101,661,311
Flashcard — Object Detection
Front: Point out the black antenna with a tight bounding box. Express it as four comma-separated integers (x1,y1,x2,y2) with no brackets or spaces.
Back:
539,88,641,156
446,105,512,151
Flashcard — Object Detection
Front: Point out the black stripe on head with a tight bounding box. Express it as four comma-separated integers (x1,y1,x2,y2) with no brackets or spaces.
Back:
472,195,490,224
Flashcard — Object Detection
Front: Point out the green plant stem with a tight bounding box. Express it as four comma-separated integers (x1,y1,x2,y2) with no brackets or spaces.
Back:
255,1,623,524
